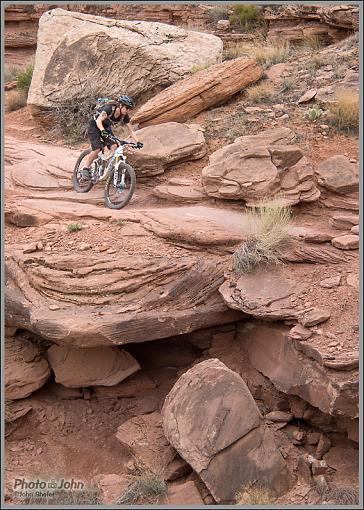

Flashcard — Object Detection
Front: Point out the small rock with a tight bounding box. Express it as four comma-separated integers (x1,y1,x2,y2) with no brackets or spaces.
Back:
36,241,44,250
98,245,109,252
320,276,341,288
331,235,359,250
298,89,317,104
49,304,60,311
300,309,330,327
288,324,312,341
325,332,336,340
272,103,285,112
351,225,359,235
311,459,329,476
292,430,305,443
36,447,43,455
316,435,331,460
279,113,289,120
349,158,357,163
23,243,38,254
106,248,117,254
78,242,92,251
265,411,293,423
306,432,321,446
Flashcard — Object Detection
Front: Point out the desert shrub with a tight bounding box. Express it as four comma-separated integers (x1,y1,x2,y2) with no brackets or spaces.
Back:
207,5,230,23
67,222,82,233
305,104,324,122
117,471,167,505
304,34,325,52
327,90,359,133
5,65,21,82
5,90,28,112
236,481,275,505
16,64,34,92
253,41,290,66
314,482,359,505
189,63,210,74
223,43,252,61
50,82,104,143
246,81,276,103
229,4,265,31
233,198,291,273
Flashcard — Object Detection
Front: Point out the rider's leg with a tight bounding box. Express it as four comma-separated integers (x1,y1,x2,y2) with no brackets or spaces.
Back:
80,127,103,180
108,143,118,157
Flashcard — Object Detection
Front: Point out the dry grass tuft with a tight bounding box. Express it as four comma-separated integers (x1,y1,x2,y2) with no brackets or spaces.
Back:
327,89,359,133
117,471,167,505
246,81,276,103
234,198,291,274
5,90,28,112
253,41,290,66
314,481,359,505
236,481,275,505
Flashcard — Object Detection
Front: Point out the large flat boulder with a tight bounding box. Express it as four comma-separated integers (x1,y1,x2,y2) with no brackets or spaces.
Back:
219,269,310,322
202,128,320,205
5,336,51,400
162,359,291,503
315,155,359,194
125,123,206,177
5,249,243,347
315,70,359,105
28,8,223,121
46,345,140,387
132,57,263,127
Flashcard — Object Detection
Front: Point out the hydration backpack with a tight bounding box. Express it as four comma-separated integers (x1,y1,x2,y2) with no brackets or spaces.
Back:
93,97,117,117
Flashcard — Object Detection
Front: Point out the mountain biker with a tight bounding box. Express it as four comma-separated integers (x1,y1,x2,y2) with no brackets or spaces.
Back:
80,94,142,181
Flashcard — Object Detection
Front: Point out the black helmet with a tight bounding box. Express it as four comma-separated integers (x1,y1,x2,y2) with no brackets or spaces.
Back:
117,95,135,108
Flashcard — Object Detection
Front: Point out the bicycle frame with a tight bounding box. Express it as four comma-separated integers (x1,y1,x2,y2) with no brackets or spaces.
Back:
97,145,126,183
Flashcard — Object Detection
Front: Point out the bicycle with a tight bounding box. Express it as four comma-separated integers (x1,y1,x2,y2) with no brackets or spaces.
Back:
72,135,142,210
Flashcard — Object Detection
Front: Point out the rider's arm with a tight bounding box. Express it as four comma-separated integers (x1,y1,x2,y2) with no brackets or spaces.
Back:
125,123,139,143
96,111,108,131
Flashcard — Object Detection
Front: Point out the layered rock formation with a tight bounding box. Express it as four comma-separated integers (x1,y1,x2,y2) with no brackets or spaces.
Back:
5,335,51,399
202,128,320,205
162,359,292,503
27,8,223,122
265,4,359,45
132,57,263,127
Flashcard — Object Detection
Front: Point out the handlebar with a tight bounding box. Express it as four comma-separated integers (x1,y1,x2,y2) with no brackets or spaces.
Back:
106,134,142,149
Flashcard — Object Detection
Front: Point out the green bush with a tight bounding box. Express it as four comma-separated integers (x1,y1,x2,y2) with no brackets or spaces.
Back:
229,4,265,31
67,222,82,233
305,104,324,122
16,65,34,92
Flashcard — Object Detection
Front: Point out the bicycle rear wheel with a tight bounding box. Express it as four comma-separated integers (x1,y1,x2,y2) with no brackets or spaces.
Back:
104,163,136,210
73,149,94,193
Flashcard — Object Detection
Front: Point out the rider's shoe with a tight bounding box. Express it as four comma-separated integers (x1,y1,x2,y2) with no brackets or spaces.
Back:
80,167,91,181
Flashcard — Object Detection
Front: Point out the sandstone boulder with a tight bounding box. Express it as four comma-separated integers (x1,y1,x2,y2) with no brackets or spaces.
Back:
28,8,223,120
132,57,263,127
92,474,134,505
162,359,291,503
5,336,51,400
125,123,207,177
315,155,359,194
46,345,140,387
219,269,308,322
237,322,358,419
331,234,359,250
202,128,320,205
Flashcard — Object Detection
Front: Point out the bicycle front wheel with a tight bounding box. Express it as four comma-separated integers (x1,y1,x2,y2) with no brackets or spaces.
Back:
104,163,136,210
